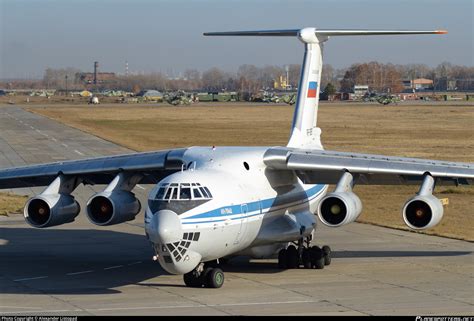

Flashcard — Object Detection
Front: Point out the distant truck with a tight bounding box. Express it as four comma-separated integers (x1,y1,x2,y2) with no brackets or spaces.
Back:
196,92,238,102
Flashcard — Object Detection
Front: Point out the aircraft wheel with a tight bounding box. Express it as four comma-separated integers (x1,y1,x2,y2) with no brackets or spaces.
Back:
322,245,332,266
302,248,312,269
205,268,225,288
310,246,325,269
286,245,299,269
183,271,203,288
278,248,288,269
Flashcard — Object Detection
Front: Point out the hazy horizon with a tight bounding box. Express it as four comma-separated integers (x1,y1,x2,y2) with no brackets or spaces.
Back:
1,0,473,79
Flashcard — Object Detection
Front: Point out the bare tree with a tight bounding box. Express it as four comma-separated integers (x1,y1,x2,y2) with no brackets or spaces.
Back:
202,67,226,91
340,62,403,93
43,67,82,89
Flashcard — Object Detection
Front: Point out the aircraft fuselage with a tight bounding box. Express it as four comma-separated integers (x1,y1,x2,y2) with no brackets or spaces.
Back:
144,147,327,274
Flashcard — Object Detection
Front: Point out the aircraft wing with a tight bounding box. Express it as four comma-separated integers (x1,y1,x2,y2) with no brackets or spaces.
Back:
0,149,187,189
263,147,474,186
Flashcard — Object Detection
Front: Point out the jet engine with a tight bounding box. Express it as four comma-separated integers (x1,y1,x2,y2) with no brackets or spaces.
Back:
402,174,444,230
402,195,443,229
318,191,362,227
24,194,80,228
317,172,362,227
23,174,81,228
86,190,141,226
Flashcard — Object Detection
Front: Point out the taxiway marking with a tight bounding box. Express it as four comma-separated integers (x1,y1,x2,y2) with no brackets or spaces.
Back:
13,276,48,282
103,265,123,270
66,270,93,276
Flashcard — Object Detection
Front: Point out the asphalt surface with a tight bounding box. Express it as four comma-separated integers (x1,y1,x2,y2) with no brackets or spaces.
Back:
0,106,472,316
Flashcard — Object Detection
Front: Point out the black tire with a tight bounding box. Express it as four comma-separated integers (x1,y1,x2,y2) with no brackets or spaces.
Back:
322,245,332,266
183,272,203,288
278,249,288,269
206,268,225,288
314,255,325,269
286,245,299,269
302,248,312,269
309,246,324,269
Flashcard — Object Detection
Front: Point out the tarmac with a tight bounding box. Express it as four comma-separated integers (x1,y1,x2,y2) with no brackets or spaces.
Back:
0,106,472,316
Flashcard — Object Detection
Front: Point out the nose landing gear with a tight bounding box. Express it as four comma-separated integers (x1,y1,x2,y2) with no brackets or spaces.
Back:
278,237,332,270
183,263,225,288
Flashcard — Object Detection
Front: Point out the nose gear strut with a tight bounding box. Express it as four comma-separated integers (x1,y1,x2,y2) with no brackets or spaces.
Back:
183,262,225,288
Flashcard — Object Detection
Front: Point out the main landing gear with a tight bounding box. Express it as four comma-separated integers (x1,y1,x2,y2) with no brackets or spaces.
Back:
278,237,332,270
183,262,225,288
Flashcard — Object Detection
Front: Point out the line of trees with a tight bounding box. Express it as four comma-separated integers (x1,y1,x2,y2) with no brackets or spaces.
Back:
2,62,473,93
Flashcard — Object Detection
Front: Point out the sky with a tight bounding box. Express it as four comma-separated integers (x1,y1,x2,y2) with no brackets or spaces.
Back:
1,0,473,79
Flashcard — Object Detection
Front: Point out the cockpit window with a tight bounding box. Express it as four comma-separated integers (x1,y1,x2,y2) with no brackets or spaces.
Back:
203,187,212,198
156,187,166,200
180,184,191,200
193,188,202,199
199,187,210,198
171,188,178,200
150,182,213,215
154,183,212,201
164,188,172,200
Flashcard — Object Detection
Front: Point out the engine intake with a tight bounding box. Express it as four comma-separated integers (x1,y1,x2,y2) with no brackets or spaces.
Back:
317,172,362,227
86,191,141,226
402,174,444,230
318,191,362,227
402,195,443,229
24,194,80,228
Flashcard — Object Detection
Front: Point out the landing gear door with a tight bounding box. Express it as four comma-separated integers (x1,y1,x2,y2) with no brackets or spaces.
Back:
234,203,248,245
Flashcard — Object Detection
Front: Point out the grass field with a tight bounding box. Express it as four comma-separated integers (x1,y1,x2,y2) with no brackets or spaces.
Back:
8,102,474,240
0,193,28,216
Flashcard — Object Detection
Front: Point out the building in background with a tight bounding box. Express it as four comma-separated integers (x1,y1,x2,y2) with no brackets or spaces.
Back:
353,85,369,99
273,75,292,90
75,61,116,85
402,78,434,92
75,72,116,84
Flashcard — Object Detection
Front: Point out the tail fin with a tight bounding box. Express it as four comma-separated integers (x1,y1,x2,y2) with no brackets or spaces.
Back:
204,28,447,149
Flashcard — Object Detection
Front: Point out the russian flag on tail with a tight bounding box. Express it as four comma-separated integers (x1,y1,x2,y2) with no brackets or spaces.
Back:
307,81,318,98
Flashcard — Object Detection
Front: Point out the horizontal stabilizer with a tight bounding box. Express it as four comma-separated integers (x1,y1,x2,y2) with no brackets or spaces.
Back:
203,29,447,37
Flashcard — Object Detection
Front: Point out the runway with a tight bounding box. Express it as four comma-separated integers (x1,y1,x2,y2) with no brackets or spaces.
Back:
0,106,472,315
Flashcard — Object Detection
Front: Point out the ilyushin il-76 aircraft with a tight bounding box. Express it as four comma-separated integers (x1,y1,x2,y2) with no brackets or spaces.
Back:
1,28,472,289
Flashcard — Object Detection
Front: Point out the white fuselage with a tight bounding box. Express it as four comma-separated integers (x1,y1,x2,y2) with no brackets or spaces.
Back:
145,146,328,275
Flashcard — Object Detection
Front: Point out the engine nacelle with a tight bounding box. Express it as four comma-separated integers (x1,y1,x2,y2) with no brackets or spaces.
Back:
24,194,80,228
317,191,362,227
86,191,141,226
402,195,444,230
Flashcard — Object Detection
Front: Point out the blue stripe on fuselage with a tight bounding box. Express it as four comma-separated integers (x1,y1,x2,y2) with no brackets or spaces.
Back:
181,184,326,224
